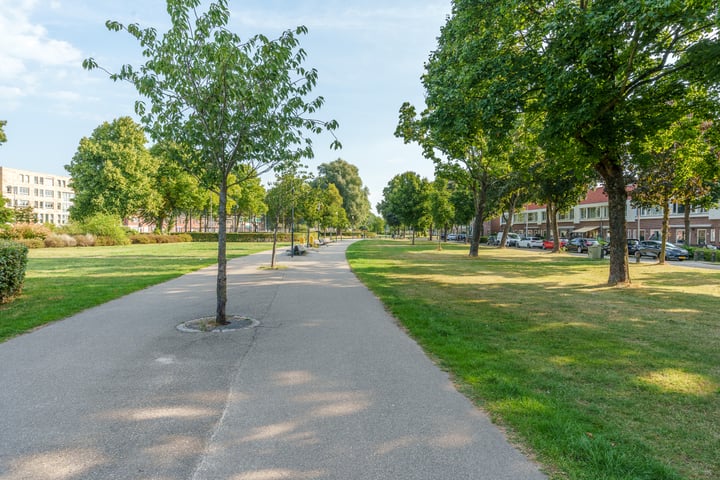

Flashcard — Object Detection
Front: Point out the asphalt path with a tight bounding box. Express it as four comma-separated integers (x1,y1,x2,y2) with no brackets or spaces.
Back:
0,240,546,480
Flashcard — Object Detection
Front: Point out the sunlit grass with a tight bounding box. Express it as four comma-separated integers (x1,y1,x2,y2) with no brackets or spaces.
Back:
0,242,277,342
348,239,720,480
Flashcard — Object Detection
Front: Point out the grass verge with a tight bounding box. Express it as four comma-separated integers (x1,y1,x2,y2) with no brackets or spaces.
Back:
347,240,720,480
0,242,277,342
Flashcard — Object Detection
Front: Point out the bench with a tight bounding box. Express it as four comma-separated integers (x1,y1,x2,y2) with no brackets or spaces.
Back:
318,237,333,247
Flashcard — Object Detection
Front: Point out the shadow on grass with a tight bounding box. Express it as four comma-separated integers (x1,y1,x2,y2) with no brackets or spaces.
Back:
347,240,720,480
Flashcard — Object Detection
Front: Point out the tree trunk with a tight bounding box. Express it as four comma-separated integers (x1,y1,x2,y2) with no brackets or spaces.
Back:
597,157,630,285
469,182,485,257
270,220,279,268
548,202,561,253
660,204,670,265
684,202,691,245
216,177,229,325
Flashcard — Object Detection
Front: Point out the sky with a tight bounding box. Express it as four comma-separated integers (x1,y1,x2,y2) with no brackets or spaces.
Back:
0,0,451,212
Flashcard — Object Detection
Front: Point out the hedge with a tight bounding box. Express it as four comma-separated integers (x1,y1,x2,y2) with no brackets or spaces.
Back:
1,241,29,304
186,232,293,242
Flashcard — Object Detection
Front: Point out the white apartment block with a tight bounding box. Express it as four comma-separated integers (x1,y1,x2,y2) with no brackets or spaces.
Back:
0,166,75,226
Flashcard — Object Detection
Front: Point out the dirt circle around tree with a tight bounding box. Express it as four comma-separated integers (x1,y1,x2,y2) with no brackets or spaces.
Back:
176,316,260,333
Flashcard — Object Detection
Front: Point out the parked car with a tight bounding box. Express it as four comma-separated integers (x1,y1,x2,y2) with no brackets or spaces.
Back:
492,232,521,246
543,237,569,250
447,233,458,241
568,237,598,253
517,236,544,248
627,239,640,255
635,240,689,261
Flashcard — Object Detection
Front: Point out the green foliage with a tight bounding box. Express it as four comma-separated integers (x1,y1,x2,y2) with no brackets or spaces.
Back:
69,213,130,246
66,117,158,221
0,193,13,223
0,241,28,304
145,142,207,233
0,120,6,146
315,159,371,226
129,233,192,244
187,232,290,242
410,0,720,284
84,0,339,322
0,223,52,240
378,172,431,243
12,206,36,224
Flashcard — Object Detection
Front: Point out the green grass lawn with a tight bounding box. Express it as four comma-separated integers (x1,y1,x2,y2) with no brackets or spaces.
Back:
0,242,277,342
347,240,720,480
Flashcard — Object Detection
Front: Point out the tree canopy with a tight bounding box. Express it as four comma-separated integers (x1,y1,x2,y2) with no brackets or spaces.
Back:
314,159,371,228
400,0,720,284
66,117,157,221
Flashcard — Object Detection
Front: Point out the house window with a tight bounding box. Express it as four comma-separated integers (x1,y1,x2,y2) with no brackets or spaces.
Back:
676,230,685,243
698,229,707,245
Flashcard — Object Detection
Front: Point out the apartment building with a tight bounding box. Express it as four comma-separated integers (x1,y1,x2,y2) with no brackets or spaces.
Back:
499,187,720,246
0,166,75,226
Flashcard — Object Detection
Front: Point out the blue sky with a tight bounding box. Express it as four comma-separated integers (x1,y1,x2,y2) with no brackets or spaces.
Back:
0,0,450,212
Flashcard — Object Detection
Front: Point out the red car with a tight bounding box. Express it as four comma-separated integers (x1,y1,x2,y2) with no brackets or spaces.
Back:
543,238,569,250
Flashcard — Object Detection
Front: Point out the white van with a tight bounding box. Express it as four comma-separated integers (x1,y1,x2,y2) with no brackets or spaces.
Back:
494,232,521,246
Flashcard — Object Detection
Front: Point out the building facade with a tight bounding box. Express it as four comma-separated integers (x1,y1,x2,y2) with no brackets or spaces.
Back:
499,187,720,247
0,166,75,226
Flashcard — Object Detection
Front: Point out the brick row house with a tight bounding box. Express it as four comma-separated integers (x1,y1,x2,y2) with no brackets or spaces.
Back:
494,187,720,247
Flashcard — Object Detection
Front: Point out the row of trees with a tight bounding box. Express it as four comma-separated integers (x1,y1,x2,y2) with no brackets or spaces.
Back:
377,171,474,245
65,115,374,236
396,0,720,285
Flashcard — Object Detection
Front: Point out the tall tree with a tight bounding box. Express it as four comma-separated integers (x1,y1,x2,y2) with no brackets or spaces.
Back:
146,142,206,233
315,159,371,228
66,117,158,221
632,109,720,262
380,172,431,245
84,0,339,324
429,179,455,244
427,0,720,284
229,175,267,233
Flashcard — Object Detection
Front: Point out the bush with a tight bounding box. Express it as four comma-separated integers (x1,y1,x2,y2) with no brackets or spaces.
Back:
73,234,96,247
16,238,45,249
44,234,78,248
73,214,130,246
130,233,193,244
0,241,29,304
1,223,52,240
187,232,283,242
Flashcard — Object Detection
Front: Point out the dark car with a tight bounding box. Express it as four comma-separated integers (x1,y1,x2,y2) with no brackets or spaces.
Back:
635,240,689,261
627,239,640,255
568,237,598,253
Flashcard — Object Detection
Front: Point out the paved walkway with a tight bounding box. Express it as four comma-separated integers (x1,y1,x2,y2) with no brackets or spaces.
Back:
0,240,546,480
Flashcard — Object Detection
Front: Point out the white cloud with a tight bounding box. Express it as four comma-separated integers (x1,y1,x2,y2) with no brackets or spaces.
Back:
0,0,83,103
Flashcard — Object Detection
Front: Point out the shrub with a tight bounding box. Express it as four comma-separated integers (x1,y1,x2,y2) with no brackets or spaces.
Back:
0,240,29,303
130,234,154,244
187,232,282,242
16,238,45,249
3,223,52,240
73,234,96,247
44,234,78,248
74,214,130,246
